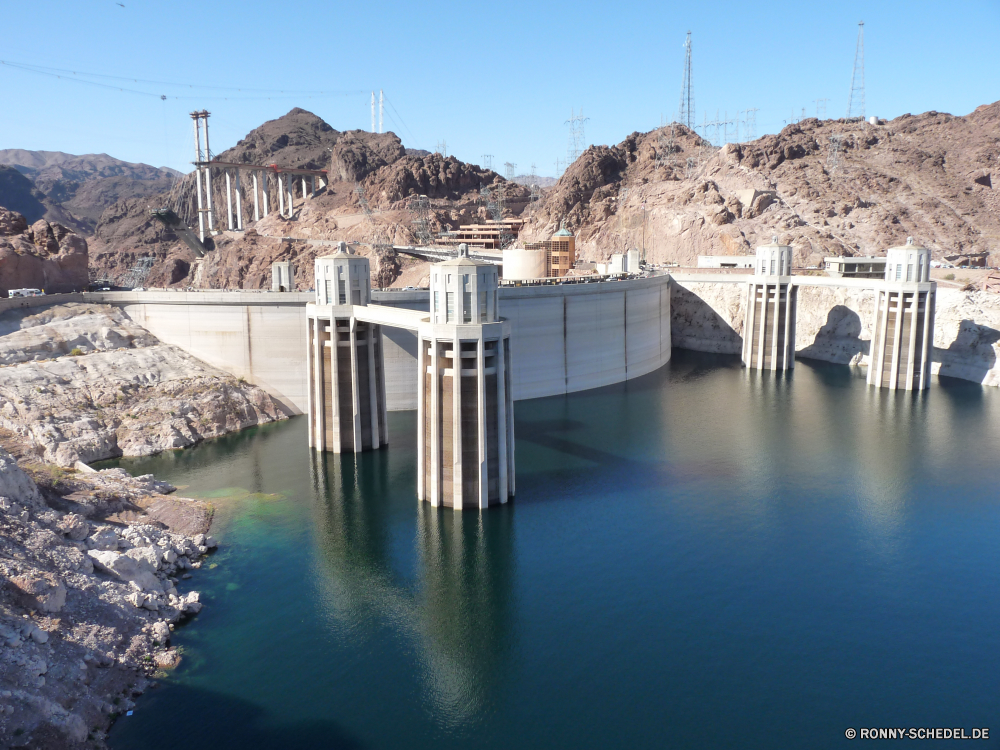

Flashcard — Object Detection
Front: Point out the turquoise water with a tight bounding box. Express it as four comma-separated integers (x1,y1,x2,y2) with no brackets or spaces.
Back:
106,351,1000,749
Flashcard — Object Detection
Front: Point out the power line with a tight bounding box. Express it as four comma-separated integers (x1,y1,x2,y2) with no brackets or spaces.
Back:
0,59,364,99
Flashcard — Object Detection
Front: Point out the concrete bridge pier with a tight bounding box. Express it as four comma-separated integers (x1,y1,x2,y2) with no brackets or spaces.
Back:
742,239,796,372
418,246,514,510
868,239,936,391
306,243,388,453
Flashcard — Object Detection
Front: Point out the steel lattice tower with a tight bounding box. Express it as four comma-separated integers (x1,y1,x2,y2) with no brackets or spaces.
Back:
678,32,694,130
846,22,865,119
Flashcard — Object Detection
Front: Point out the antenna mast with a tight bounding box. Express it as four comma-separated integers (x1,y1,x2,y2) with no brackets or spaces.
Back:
846,22,865,119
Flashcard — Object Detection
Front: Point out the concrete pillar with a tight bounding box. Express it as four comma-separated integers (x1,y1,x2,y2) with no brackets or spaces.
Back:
203,121,215,232
330,320,340,451
451,332,462,510
193,118,206,242
366,322,380,450
278,175,285,216
287,175,295,219
305,246,387,455
867,239,935,391
234,170,243,230
301,176,307,201
252,172,260,223
416,247,513,509
261,172,270,217
311,175,316,197
225,170,234,231
306,316,315,449
742,240,795,372
417,333,426,500
429,337,440,506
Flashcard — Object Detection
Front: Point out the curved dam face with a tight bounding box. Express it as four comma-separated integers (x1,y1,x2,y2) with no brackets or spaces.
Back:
66,276,672,414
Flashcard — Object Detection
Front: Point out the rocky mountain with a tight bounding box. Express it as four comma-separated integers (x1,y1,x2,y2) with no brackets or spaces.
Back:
521,102,1000,267
0,208,88,295
88,108,524,289
0,150,180,234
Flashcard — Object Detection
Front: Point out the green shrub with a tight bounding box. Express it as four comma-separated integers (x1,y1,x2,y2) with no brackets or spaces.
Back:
944,273,955,281
69,347,84,356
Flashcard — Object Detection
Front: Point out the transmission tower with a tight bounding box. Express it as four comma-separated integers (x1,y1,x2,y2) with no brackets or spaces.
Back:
504,162,516,181
378,90,384,134
565,108,589,165
742,108,759,141
815,98,829,119
436,140,447,157
480,186,513,249
678,31,695,130
827,134,845,172
555,157,564,176
370,92,376,133
655,119,676,175
408,194,434,246
721,111,735,145
846,21,865,119
481,154,494,170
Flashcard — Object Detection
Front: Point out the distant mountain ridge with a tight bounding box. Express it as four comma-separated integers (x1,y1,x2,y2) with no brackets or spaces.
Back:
0,150,181,233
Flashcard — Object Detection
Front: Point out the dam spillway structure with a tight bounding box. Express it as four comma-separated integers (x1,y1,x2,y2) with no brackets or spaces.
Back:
306,243,388,453
742,238,797,372
867,238,935,391
418,247,514,510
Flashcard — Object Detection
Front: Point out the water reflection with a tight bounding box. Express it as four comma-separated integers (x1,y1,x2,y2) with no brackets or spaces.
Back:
308,450,514,723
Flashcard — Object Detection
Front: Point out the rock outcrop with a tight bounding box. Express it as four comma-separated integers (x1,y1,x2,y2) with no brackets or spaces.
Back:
0,209,88,296
0,303,284,465
0,445,216,749
522,102,1000,267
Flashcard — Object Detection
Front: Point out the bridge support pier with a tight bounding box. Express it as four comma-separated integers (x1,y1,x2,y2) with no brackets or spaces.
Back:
742,239,796,372
867,239,935,391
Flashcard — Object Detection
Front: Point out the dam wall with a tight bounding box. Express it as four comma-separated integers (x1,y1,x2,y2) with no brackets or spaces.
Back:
34,278,671,414
671,276,1000,386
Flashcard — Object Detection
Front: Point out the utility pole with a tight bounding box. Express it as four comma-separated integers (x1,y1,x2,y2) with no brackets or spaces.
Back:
678,31,695,130
379,90,384,134
846,21,865,119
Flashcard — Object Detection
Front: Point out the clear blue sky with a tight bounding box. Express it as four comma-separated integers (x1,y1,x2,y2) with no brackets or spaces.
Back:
1,0,997,177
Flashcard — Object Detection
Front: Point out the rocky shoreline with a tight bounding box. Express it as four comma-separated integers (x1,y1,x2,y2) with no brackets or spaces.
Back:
0,300,285,747
0,446,218,748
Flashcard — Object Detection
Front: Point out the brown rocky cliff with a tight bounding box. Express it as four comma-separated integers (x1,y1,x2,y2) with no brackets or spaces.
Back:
0,209,88,295
523,102,1000,267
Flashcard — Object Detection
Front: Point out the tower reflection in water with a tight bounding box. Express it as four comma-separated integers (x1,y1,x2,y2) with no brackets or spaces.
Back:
308,448,514,720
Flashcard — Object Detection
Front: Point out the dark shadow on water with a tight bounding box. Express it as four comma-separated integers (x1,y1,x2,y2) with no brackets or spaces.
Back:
797,304,868,364
109,684,367,750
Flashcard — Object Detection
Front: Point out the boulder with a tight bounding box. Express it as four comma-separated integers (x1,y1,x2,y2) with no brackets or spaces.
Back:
87,549,162,592
56,512,90,541
10,572,67,613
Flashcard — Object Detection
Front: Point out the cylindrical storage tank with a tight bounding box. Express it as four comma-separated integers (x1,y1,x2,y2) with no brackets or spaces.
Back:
501,247,547,281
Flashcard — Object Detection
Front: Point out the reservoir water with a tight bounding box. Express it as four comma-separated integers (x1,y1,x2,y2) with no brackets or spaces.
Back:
106,351,1000,749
